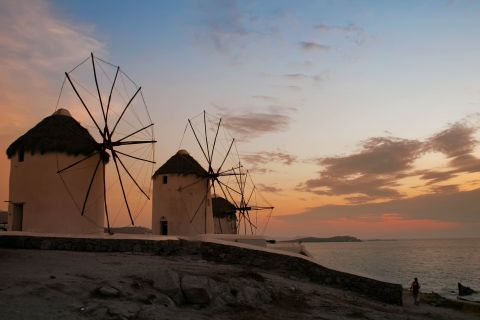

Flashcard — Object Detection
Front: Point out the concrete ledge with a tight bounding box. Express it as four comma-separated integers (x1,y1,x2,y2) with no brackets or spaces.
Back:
0,233,403,305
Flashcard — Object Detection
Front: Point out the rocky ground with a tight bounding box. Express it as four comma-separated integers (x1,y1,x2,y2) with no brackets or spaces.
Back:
0,249,478,320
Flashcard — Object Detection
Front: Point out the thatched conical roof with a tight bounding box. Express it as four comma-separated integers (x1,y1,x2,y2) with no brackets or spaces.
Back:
6,109,98,159
153,149,207,177
212,196,237,219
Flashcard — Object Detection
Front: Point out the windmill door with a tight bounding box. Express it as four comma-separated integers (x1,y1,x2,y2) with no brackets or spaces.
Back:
160,218,168,235
12,203,23,231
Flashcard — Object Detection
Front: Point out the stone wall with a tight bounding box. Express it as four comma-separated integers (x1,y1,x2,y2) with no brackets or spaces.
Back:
0,234,402,305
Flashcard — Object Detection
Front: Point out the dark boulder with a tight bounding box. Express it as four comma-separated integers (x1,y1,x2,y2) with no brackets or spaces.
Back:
181,275,211,306
95,285,121,297
458,282,477,296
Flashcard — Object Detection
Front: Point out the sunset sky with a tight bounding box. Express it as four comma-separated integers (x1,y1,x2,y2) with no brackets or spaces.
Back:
1,0,480,239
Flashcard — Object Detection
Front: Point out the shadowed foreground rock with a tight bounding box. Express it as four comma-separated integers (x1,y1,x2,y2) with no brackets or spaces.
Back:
1,249,478,320
459,283,478,296
0,234,402,305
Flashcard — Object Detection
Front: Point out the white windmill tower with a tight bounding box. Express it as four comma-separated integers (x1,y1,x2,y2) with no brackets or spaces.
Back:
6,53,156,234
152,111,273,236
212,196,237,234
6,108,105,233
152,149,214,235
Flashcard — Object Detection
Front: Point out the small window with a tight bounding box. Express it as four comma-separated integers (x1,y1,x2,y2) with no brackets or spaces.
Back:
162,175,168,184
18,150,24,162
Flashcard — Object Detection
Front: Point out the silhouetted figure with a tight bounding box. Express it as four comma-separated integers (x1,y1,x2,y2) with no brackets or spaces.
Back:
410,277,420,305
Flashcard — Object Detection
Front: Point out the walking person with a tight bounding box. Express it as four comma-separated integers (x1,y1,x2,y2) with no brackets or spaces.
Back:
410,277,420,305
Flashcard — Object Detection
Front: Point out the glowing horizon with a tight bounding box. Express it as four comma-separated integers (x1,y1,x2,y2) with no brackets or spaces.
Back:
1,0,480,238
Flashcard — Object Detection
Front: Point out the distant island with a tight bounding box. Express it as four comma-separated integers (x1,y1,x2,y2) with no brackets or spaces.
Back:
280,236,362,243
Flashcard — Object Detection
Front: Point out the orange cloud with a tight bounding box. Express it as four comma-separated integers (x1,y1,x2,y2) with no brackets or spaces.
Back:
0,0,106,211
0,0,106,132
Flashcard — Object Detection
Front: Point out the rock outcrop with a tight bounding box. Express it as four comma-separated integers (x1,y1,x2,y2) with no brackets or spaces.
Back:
458,282,477,296
1,248,477,320
0,234,403,305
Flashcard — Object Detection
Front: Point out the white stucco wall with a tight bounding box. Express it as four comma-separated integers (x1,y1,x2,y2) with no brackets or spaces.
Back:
152,174,214,235
8,152,104,234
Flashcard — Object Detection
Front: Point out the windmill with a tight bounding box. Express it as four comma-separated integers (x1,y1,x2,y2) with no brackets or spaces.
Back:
178,111,273,235
228,166,274,235
55,53,156,232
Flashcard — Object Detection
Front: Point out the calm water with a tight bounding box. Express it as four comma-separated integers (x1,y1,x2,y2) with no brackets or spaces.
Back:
305,238,480,299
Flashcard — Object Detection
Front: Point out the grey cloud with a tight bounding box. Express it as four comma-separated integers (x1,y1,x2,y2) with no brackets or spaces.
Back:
257,184,283,193
314,23,362,33
270,84,302,91
251,95,276,101
283,73,323,82
298,137,424,201
299,121,480,201
296,119,480,217
287,85,302,91
432,155,480,180
195,0,250,58
195,0,287,60
220,107,293,140
344,195,377,204
249,167,274,174
414,122,480,184
299,41,330,52
280,187,480,223
243,151,297,166
419,122,480,181
430,184,460,194
416,157,480,185
416,170,457,185
313,23,366,45
411,159,480,185
449,154,480,172
299,175,402,199
319,137,424,176
427,122,476,158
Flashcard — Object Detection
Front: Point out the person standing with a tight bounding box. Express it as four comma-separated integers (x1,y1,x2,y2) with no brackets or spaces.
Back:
410,277,420,305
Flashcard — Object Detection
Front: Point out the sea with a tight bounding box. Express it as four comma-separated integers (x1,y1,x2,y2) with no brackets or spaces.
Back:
305,238,480,301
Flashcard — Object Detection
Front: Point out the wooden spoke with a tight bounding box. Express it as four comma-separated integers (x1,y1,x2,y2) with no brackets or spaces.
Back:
189,181,213,224
112,140,157,146
81,157,102,216
111,86,141,136
216,138,235,175
111,151,134,225
215,178,239,209
91,53,106,123
103,163,111,232
114,152,150,199
210,118,222,164
115,149,155,164
116,123,154,143
188,119,209,163
204,111,211,164
216,179,242,196
106,66,120,121
65,72,103,137
57,151,98,174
